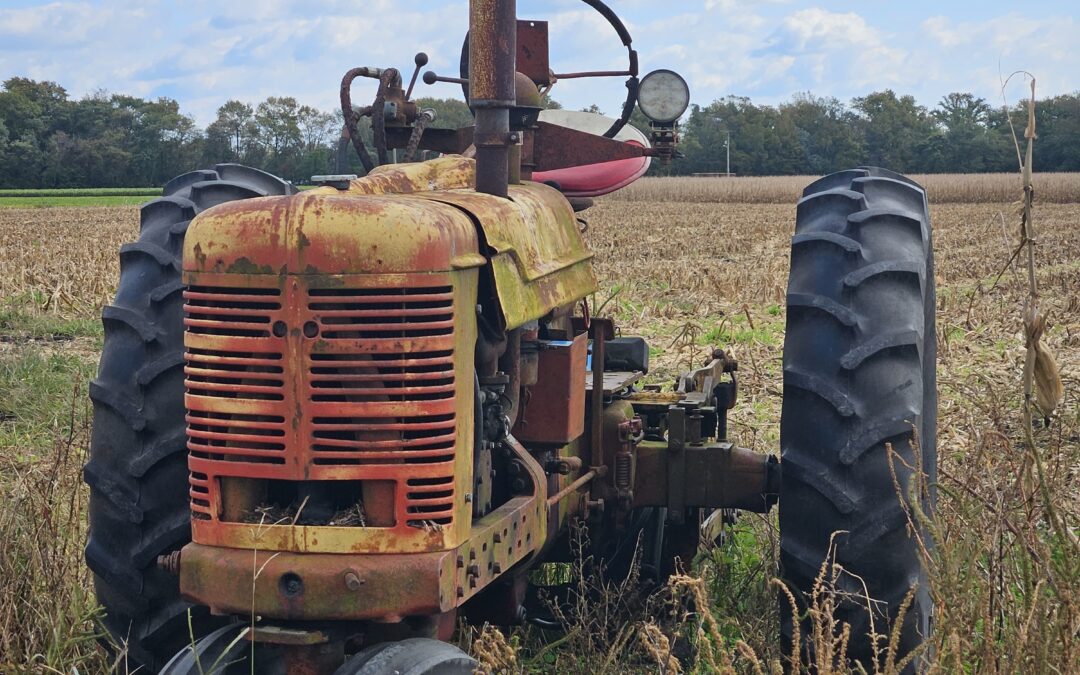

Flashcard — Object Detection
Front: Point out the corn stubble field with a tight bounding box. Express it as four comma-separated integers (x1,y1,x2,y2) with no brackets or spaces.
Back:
0,173,1077,673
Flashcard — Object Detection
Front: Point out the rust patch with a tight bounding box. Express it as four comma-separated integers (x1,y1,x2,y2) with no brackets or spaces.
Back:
225,256,274,274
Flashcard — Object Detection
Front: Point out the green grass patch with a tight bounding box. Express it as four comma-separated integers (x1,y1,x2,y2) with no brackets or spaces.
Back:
0,350,96,452
0,305,102,340
0,195,152,208
0,188,161,197
0,302,101,451
701,323,780,347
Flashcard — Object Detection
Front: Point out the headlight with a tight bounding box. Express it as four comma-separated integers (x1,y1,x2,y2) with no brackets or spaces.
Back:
637,69,690,124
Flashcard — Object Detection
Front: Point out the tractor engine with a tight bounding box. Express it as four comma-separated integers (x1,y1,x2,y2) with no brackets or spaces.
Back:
176,157,596,624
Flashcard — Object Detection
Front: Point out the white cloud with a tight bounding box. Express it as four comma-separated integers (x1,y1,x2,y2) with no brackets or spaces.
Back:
0,1,1076,127
782,8,882,49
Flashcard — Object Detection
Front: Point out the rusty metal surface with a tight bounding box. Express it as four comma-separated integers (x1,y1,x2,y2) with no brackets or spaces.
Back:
180,542,450,620
468,0,516,107
516,20,551,86
531,121,651,172
413,181,598,329
180,450,547,620
585,370,643,394
469,0,517,196
249,626,329,646
512,333,586,444
385,126,475,155
182,164,492,554
184,268,480,554
587,397,633,499
546,469,595,508
632,441,778,513
551,70,633,79
324,155,477,197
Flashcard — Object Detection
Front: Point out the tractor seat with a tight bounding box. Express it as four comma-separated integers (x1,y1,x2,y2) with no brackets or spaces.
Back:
532,110,651,198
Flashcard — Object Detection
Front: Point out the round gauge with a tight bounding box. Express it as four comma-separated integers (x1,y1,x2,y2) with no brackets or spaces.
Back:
637,69,690,124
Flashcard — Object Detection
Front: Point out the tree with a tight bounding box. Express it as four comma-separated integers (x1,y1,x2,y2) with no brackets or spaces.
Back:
1033,93,1080,172
214,100,256,161
850,90,937,172
1,74,1078,187
413,97,473,130
929,92,1010,172
782,93,864,174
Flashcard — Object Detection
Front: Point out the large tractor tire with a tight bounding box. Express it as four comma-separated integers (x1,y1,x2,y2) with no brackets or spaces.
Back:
779,167,936,671
85,165,296,671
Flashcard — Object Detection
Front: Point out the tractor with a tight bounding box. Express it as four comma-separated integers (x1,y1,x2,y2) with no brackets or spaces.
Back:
85,1,937,672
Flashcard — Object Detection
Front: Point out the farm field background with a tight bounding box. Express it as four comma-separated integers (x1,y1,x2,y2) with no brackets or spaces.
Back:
0,174,1077,672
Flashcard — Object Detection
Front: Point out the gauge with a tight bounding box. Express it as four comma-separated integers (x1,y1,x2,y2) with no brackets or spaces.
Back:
637,69,690,124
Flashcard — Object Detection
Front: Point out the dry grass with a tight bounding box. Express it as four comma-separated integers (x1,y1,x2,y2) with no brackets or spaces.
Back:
0,206,135,314
611,172,1080,204
0,172,1077,672
582,184,1080,672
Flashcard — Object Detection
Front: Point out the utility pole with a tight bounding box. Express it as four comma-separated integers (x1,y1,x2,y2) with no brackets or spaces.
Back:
725,129,730,177
713,117,731,177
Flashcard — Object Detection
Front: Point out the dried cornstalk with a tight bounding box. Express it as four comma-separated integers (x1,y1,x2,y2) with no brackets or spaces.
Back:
1010,77,1075,555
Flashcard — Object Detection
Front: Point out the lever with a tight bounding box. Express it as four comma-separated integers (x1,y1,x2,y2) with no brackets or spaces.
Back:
405,52,428,100
423,71,469,86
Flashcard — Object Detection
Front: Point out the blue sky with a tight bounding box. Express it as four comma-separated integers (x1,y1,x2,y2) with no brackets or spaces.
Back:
0,0,1075,125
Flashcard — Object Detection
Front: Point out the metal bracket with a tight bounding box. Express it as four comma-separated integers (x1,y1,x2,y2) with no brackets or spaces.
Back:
666,405,687,525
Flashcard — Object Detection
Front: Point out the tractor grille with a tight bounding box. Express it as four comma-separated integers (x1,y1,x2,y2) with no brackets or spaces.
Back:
306,286,457,525
183,278,459,529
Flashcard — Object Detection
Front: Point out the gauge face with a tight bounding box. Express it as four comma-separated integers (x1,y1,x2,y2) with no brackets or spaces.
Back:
637,69,690,124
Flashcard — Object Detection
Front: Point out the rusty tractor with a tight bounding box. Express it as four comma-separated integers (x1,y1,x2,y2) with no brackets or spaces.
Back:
85,1,936,672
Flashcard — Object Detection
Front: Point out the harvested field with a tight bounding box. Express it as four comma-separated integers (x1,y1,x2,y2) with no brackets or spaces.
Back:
0,174,1077,672
613,172,1080,204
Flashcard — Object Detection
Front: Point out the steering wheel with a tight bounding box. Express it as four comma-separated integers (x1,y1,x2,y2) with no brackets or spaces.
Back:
458,0,638,139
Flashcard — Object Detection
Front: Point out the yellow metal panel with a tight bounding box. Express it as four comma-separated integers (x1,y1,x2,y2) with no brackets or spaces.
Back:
310,155,476,197
184,191,484,275
415,181,599,328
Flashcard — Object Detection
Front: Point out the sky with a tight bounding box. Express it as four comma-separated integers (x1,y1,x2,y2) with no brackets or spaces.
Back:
0,0,1076,125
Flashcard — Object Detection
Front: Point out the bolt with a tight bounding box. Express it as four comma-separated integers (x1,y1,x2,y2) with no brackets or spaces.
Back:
465,493,473,503
493,562,502,574
280,572,303,597
344,572,364,591
456,555,464,568
157,550,181,575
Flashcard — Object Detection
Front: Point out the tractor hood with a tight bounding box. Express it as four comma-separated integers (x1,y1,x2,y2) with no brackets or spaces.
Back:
183,157,598,328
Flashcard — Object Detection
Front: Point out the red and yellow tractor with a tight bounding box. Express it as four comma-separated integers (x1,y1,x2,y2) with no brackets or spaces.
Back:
85,1,937,672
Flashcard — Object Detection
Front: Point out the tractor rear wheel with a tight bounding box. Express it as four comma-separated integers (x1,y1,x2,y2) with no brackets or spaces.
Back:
779,167,936,671
84,165,296,671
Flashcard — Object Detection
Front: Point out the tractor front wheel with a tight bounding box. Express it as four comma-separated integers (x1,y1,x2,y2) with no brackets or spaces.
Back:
779,167,936,671
84,165,296,671
333,638,478,674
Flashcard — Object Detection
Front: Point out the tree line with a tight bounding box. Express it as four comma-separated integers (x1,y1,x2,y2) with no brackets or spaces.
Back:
670,90,1080,177
0,76,1077,188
